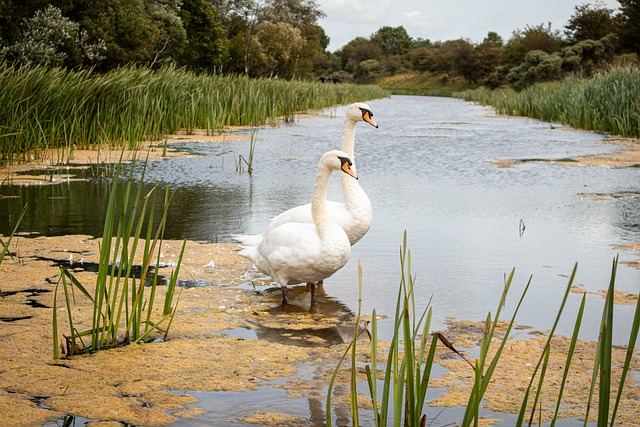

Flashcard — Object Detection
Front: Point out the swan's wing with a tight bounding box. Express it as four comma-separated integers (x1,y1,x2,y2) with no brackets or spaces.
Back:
267,203,313,229
233,201,350,247
252,222,349,286
232,204,315,247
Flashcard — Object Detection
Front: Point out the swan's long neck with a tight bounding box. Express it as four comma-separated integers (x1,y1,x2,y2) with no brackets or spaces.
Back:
311,164,334,237
339,117,364,211
340,117,357,162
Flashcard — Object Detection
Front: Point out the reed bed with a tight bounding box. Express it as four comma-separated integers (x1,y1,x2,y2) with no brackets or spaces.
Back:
53,160,182,357
0,63,389,162
458,66,640,138
328,232,640,426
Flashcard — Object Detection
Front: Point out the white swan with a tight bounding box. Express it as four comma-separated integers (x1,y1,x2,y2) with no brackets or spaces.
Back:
233,102,378,247
238,150,358,305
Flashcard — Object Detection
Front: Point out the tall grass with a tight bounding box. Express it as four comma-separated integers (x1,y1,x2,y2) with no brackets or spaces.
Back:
457,66,640,138
0,62,389,162
328,233,640,426
52,158,183,358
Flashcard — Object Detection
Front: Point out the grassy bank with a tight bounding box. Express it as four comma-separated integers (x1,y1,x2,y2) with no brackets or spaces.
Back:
0,63,389,162
457,66,640,139
377,72,474,97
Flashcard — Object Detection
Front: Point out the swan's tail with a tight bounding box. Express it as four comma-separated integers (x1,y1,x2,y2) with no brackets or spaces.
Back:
231,233,263,247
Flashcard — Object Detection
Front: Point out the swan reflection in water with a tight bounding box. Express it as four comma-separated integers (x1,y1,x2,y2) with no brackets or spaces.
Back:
248,282,358,348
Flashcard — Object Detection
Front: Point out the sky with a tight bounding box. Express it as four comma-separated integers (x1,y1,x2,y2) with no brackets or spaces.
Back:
317,0,622,52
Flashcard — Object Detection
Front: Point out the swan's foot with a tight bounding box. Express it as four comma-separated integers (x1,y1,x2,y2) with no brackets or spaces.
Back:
281,286,288,306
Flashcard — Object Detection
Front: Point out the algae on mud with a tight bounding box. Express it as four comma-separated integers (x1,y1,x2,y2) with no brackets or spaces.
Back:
1,236,640,425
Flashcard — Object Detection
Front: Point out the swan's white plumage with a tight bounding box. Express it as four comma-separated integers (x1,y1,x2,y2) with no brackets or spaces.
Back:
233,102,377,247
238,150,357,303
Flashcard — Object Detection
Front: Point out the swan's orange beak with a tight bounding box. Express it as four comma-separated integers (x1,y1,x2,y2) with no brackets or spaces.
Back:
340,159,358,180
363,111,378,128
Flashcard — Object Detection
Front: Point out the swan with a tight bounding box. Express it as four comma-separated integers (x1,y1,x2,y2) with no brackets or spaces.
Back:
233,102,378,247
238,150,358,305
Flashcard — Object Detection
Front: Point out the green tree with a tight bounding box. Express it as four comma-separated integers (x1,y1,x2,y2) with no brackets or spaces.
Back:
559,34,616,75
482,31,504,46
296,24,329,78
407,46,435,72
259,0,325,78
252,21,304,78
0,0,52,47
370,25,413,56
502,23,564,69
312,51,341,76
259,0,325,29
0,5,105,67
222,0,261,75
430,39,475,77
617,0,640,58
353,58,382,83
474,33,504,83
506,49,563,90
65,0,187,70
178,0,228,72
565,2,616,43
412,37,432,48
338,37,382,72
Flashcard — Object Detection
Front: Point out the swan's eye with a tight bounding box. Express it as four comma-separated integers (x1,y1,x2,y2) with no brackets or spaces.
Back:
359,108,373,118
337,156,352,166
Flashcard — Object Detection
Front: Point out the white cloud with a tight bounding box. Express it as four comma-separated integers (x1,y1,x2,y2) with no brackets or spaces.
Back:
318,0,623,52
320,0,391,24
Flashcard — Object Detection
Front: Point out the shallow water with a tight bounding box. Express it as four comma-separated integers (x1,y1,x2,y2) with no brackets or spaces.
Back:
5,95,640,425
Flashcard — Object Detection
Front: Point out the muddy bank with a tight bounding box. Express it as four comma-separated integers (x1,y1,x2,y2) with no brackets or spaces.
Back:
0,129,255,186
489,137,640,169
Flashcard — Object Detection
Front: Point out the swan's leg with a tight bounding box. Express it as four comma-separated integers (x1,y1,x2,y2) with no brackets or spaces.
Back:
310,282,318,307
281,285,288,305
306,280,323,292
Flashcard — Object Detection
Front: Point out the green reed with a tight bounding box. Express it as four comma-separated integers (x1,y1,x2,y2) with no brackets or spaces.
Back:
458,66,640,138
0,62,389,162
52,158,183,358
328,232,640,426
0,204,27,296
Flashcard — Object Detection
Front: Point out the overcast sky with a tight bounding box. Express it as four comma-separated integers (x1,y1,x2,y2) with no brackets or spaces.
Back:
317,0,622,52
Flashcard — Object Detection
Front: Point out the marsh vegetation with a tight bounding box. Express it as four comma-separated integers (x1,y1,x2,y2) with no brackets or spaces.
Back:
0,63,388,162
458,66,640,139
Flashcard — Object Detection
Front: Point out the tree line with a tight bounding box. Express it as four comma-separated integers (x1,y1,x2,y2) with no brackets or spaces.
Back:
317,1,640,90
0,1,639,90
0,0,328,78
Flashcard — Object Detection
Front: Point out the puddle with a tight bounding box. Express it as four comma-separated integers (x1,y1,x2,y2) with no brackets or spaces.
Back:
218,327,258,340
171,388,315,426
44,415,133,427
